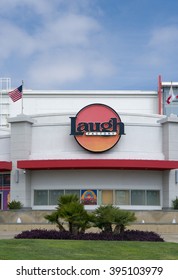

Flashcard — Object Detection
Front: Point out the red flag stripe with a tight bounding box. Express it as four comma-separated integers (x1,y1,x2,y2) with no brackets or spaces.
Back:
8,85,22,102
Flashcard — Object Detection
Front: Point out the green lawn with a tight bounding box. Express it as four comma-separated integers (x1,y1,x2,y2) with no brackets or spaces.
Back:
0,239,178,260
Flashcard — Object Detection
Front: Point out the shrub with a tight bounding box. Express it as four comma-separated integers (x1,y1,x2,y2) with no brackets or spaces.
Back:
45,197,137,234
8,200,23,209
15,229,164,242
172,197,178,209
93,205,115,233
93,205,136,233
45,194,94,234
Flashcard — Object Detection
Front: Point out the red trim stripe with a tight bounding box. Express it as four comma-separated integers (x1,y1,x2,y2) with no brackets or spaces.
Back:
0,161,12,171
17,159,178,170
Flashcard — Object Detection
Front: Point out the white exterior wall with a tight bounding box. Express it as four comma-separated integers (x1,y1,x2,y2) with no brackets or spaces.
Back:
0,134,10,161
30,112,164,160
31,169,162,210
1,89,178,210
27,110,165,210
7,90,158,118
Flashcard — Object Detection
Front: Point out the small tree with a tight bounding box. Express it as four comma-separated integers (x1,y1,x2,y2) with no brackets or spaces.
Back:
45,194,93,234
45,211,65,231
93,205,136,233
93,205,115,233
172,197,178,209
114,210,136,233
8,200,23,210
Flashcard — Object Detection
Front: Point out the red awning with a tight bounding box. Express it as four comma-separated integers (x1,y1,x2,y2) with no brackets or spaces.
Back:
17,159,178,170
0,161,12,171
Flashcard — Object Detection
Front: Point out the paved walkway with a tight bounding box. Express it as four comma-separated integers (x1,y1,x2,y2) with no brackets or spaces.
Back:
0,231,178,243
0,231,21,239
160,234,178,243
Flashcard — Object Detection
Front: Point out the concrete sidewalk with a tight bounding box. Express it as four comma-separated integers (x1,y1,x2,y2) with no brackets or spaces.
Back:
160,234,178,243
0,231,21,239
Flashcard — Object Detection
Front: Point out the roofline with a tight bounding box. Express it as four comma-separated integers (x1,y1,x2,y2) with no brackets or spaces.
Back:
2,89,157,96
162,82,178,87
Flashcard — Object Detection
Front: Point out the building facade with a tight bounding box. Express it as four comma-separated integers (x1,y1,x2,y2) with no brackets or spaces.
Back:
1,81,178,210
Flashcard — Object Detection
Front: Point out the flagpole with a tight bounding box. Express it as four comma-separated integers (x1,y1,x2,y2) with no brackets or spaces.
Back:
158,75,162,114
21,80,24,114
170,81,173,115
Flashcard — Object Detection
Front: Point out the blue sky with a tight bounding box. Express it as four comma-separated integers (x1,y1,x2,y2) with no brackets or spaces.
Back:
1,0,178,90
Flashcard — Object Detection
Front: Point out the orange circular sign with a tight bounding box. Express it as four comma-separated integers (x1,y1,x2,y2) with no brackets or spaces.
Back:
70,103,125,153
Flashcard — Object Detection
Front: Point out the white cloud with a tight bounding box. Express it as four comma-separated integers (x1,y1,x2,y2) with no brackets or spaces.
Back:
148,25,178,58
0,3,108,78
0,0,118,88
28,53,85,87
3,0,163,89
139,25,178,68
0,0,58,17
28,47,116,88
25,11,110,87
149,26,178,47
0,20,35,60
38,13,100,48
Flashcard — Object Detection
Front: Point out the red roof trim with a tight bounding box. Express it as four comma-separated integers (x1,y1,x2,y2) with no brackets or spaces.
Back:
0,161,12,171
17,159,178,170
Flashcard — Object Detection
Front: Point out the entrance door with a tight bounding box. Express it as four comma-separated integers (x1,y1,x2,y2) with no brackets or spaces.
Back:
0,193,2,210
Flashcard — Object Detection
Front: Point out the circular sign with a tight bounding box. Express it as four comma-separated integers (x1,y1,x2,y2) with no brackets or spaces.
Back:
71,103,124,153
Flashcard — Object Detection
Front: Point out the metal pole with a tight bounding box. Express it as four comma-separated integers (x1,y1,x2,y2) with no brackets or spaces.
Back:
21,80,24,114
0,88,2,127
158,75,162,115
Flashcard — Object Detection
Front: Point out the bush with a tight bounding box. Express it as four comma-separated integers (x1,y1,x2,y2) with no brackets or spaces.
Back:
45,196,136,234
15,229,164,242
93,205,136,233
8,200,23,209
172,197,178,209
45,194,94,234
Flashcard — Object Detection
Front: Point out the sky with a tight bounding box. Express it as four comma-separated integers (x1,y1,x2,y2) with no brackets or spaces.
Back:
1,0,178,91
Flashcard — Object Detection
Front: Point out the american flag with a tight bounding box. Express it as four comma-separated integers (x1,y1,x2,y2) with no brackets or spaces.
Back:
8,85,23,102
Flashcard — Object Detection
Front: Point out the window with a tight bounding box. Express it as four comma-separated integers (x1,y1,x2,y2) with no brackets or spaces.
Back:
147,190,160,206
3,174,10,186
34,190,48,205
131,190,145,205
33,188,160,206
115,190,130,205
98,190,113,205
0,174,10,186
130,190,160,206
65,189,80,198
34,189,80,206
49,190,64,205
